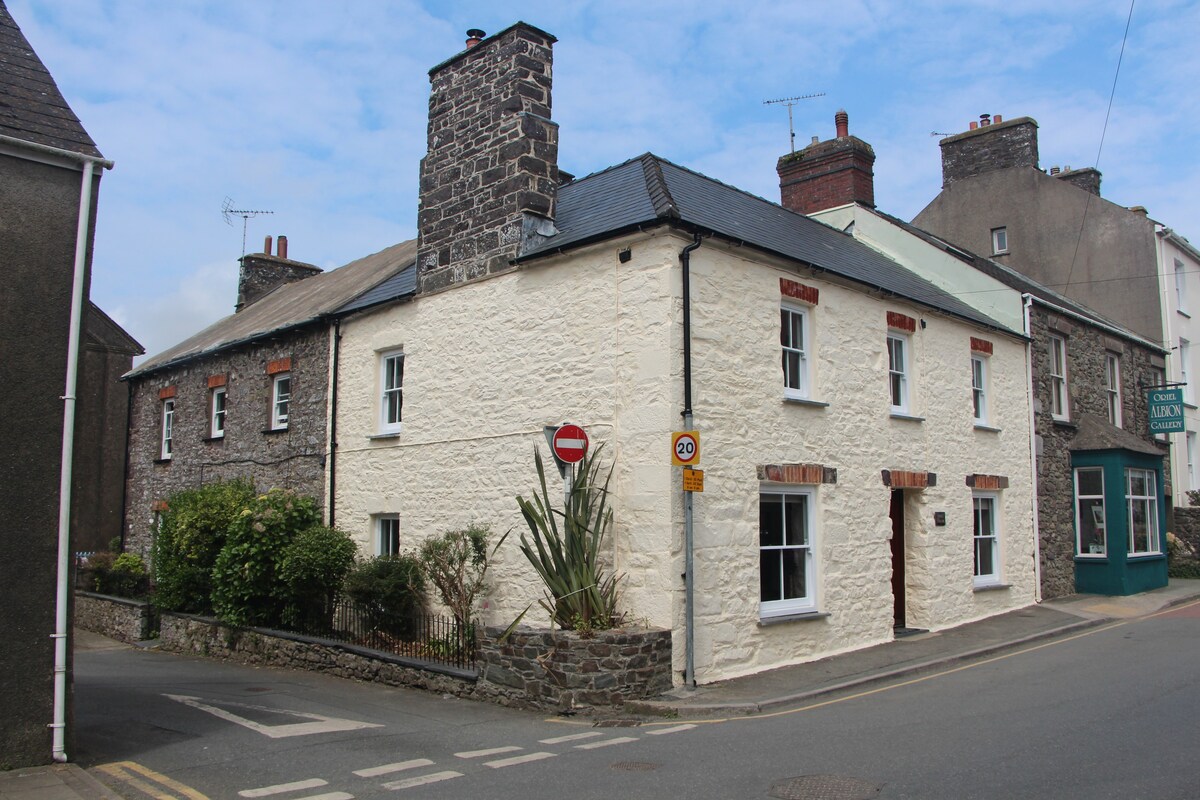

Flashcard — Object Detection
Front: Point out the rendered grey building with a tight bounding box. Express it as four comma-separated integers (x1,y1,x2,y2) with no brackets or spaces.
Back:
0,0,113,765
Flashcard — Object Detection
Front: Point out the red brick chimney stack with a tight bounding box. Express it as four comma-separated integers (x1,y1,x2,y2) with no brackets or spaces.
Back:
777,110,876,215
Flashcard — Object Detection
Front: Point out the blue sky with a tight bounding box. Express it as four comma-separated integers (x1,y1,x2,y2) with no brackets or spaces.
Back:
9,0,1197,359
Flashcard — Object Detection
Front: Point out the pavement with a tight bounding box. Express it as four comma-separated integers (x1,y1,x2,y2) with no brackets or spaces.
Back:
4,579,1198,800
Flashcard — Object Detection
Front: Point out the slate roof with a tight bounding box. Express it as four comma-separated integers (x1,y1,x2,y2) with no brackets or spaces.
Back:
0,1,102,157
520,154,1014,334
128,240,417,378
874,210,1166,352
1071,413,1165,456
337,262,417,315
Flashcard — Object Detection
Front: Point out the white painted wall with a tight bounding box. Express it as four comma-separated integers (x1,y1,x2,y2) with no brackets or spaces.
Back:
1156,226,1200,506
333,227,1037,684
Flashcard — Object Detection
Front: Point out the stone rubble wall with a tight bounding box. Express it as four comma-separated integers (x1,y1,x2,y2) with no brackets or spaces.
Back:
153,612,671,712
75,592,153,643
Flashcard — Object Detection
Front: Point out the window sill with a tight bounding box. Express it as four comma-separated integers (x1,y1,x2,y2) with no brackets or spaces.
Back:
1075,554,1107,562
783,397,829,408
1051,417,1077,429
758,610,828,626
153,458,172,465
262,427,289,435
889,412,925,423
202,435,225,443
992,250,1009,257
369,432,402,441
1127,552,1166,561
973,582,1010,593
973,423,1002,433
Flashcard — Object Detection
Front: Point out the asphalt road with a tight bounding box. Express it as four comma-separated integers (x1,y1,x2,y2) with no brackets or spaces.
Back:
76,602,1200,799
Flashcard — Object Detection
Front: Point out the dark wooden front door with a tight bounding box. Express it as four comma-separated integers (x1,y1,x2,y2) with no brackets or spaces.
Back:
890,489,905,629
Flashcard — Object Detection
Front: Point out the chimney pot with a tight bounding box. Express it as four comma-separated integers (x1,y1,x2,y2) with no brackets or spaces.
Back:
1050,166,1060,175
278,235,288,260
980,113,991,126
835,109,849,138
993,114,1002,123
264,235,273,255
969,121,978,130
811,135,819,145
465,29,486,48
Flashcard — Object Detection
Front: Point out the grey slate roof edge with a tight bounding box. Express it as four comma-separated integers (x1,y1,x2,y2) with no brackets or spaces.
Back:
86,301,144,355
876,209,1166,353
333,262,418,316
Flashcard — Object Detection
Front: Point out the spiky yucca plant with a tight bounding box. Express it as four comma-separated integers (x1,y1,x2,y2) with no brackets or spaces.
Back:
515,446,621,631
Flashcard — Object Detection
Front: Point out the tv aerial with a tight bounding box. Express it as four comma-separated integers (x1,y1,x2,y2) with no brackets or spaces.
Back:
222,197,274,258
764,92,825,153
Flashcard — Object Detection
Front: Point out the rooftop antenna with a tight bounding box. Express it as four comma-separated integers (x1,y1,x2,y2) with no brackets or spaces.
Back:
930,131,953,137
763,92,825,153
221,197,274,258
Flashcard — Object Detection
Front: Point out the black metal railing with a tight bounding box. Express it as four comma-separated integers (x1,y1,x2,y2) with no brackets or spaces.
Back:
282,596,477,670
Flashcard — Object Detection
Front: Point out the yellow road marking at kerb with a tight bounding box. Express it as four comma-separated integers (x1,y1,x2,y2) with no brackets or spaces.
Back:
95,761,209,800
612,600,1200,729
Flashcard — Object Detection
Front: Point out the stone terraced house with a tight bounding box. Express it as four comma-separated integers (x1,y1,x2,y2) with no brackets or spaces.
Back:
325,23,1039,686
792,111,1169,599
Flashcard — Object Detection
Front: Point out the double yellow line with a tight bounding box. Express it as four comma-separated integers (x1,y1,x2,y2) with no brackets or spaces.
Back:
93,761,208,800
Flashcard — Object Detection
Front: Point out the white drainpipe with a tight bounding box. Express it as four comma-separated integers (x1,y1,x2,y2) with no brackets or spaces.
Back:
1,131,117,763
1023,293,1043,603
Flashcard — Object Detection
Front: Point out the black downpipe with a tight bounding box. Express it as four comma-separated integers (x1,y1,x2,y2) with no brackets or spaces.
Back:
118,378,134,551
328,319,342,527
680,232,703,417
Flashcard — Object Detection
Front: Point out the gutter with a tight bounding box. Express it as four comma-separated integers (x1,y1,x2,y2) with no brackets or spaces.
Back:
51,149,114,762
1029,294,1168,354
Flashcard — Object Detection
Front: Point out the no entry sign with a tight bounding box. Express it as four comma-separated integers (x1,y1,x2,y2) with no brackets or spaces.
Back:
552,424,589,464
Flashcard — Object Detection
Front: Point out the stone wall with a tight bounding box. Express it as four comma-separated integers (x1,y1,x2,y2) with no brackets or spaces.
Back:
155,613,670,712
75,592,154,643
124,326,330,559
1030,306,1169,598
1174,507,1200,555
939,117,1038,186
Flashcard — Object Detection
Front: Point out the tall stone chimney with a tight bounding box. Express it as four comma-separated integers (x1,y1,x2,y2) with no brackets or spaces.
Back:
1054,166,1102,197
939,115,1039,187
416,23,559,294
777,110,876,215
236,235,322,312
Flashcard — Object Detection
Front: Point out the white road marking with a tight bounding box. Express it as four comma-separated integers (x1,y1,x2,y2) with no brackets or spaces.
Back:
539,731,604,744
454,745,522,759
381,771,463,790
239,778,328,797
166,694,383,739
485,752,556,768
644,724,697,735
575,736,638,749
353,759,435,778
295,794,353,800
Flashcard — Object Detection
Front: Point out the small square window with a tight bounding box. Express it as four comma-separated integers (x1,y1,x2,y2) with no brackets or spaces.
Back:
991,227,1008,254
272,374,291,430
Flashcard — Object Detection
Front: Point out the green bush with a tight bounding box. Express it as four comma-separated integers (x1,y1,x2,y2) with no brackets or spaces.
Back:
87,552,149,598
343,554,426,638
153,479,256,613
516,445,622,632
210,489,321,627
279,525,357,632
419,524,504,628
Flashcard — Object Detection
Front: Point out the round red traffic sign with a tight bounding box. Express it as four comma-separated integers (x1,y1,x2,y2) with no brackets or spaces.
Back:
552,424,589,464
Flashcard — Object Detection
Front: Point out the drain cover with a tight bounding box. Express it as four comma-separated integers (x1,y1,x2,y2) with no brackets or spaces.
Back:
593,719,642,728
768,775,882,800
611,761,659,772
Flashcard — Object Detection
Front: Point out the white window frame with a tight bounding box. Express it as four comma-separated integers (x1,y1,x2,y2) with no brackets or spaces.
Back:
375,514,401,557
971,354,988,425
1188,431,1198,490
759,486,817,617
1126,468,1160,556
1180,338,1193,405
972,492,1000,587
780,304,810,400
1175,258,1188,315
160,399,174,460
1049,335,1069,421
1074,467,1106,557
991,227,1008,254
1104,353,1122,427
887,333,910,414
210,387,226,438
379,350,405,433
271,374,291,430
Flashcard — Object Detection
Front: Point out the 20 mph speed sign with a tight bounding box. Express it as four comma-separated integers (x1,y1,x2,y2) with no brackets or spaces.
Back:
672,431,700,466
